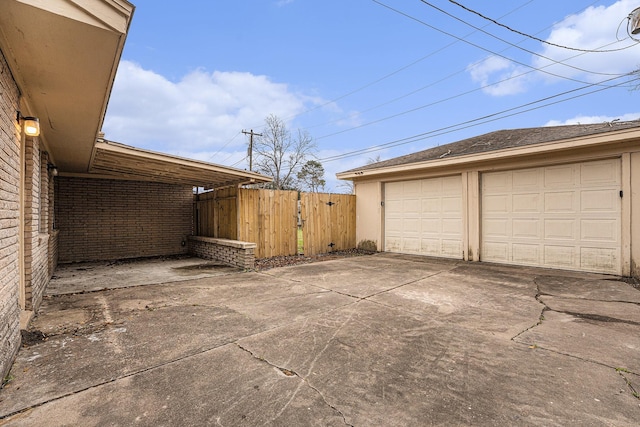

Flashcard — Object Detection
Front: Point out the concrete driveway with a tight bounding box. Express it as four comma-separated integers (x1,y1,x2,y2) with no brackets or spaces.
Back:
1,254,639,426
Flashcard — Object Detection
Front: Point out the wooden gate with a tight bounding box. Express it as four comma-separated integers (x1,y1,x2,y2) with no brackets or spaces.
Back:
300,193,356,256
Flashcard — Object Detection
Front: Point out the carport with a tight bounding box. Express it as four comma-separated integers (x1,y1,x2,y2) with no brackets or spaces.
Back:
55,140,271,267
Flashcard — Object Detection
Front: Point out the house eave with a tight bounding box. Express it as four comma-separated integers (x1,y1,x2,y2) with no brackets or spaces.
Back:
0,0,134,172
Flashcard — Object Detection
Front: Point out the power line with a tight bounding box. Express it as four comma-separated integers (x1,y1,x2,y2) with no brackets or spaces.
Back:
371,0,632,87
418,0,630,77
314,37,632,142
209,131,242,160
244,1,623,141
446,0,637,53
245,1,537,132
319,73,639,163
306,1,622,137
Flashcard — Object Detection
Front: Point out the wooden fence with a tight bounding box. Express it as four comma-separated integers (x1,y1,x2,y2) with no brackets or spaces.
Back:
194,188,356,258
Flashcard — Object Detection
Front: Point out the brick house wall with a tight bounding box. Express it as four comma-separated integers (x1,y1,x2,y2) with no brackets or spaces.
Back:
0,49,22,381
55,177,193,262
48,167,59,276
23,141,52,311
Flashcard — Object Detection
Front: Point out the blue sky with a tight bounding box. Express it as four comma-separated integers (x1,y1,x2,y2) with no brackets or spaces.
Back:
103,0,640,191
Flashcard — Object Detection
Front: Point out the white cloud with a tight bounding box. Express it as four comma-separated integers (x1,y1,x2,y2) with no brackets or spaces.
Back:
467,1,640,95
467,56,530,96
276,0,295,6
543,112,640,126
533,0,640,82
103,61,312,155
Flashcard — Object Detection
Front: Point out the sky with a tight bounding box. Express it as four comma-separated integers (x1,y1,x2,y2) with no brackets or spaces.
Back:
102,0,640,192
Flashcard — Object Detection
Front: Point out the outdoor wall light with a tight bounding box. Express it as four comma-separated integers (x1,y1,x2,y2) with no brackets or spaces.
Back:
47,163,58,176
16,111,40,137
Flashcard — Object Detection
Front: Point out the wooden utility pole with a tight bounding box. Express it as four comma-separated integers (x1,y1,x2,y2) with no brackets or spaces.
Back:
242,129,262,171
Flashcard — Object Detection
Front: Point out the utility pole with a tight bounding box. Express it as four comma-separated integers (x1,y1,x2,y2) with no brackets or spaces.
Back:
242,129,262,171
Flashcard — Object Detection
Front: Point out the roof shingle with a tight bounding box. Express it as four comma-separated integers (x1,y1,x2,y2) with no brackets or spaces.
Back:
346,120,640,173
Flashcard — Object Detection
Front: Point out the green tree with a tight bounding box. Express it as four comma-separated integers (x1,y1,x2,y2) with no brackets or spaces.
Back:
297,160,326,192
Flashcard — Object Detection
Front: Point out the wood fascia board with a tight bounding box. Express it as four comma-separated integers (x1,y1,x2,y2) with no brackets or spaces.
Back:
337,127,640,180
88,142,273,185
93,142,272,182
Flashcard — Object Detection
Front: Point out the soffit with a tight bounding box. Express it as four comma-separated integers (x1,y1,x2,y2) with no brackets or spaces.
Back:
85,141,273,188
0,0,133,172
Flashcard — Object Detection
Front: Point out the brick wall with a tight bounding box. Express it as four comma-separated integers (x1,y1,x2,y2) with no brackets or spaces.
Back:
56,177,193,262
0,48,21,381
23,141,51,311
48,165,58,275
188,236,256,270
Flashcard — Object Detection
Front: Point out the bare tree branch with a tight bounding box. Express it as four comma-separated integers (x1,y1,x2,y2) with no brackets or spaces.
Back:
252,114,316,190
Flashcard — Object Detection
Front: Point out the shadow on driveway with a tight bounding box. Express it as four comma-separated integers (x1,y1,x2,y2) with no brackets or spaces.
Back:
1,254,639,426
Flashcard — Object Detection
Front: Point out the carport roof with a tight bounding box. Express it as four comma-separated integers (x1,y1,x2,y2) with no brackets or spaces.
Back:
61,140,273,189
337,120,640,179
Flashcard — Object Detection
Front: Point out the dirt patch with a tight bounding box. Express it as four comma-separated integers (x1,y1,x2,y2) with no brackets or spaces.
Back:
20,330,46,347
255,249,375,271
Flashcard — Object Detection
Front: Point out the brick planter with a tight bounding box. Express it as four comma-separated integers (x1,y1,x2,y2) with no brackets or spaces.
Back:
188,236,256,270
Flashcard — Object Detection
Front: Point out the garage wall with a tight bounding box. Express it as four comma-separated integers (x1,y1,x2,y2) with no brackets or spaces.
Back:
632,152,640,279
354,181,382,251
55,177,193,262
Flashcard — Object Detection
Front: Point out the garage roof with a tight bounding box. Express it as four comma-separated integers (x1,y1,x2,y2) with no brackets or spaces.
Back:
69,140,272,189
338,120,640,179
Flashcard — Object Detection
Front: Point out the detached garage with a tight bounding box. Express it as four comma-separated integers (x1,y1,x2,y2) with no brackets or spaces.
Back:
337,121,640,277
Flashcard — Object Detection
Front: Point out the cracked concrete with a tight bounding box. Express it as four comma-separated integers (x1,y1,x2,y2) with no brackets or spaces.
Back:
1,253,639,426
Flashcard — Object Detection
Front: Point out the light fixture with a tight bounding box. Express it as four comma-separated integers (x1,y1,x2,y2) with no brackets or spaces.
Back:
47,163,58,176
16,111,40,137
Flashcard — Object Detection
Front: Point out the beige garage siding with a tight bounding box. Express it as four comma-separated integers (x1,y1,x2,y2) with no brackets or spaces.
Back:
481,159,622,274
385,175,463,258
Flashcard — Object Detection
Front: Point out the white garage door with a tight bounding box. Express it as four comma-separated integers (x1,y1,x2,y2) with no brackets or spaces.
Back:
385,175,463,258
481,159,621,274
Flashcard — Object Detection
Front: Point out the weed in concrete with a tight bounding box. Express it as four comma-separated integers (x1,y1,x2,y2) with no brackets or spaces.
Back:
1,373,14,389
616,370,640,400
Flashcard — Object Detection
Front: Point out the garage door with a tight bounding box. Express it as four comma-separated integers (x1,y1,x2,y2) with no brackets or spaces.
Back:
385,175,463,258
481,159,621,274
